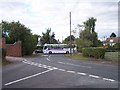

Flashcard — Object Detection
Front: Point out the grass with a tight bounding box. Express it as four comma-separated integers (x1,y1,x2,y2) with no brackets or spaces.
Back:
65,52,119,63
65,53,90,61
105,52,119,62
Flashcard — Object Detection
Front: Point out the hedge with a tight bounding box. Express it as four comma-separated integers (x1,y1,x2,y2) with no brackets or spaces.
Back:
82,47,106,59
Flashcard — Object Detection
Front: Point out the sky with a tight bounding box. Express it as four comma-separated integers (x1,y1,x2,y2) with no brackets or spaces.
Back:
0,0,119,42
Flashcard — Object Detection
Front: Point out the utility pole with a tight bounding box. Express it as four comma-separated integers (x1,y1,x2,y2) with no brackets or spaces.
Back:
70,12,72,55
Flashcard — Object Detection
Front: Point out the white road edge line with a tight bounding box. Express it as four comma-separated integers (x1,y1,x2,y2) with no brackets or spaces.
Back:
77,72,87,76
67,70,75,73
89,75,100,79
103,78,115,82
4,69,53,86
58,69,66,71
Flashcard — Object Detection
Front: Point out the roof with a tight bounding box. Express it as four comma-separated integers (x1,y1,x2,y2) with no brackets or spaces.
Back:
104,37,120,43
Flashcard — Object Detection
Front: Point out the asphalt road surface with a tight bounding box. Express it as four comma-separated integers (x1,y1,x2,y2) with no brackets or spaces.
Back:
2,54,119,89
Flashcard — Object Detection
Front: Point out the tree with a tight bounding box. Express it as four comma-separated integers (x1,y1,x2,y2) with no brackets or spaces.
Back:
83,17,97,33
63,35,75,44
40,28,58,45
32,34,40,48
79,17,98,47
76,38,93,52
110,32,116,38
1,21,36,55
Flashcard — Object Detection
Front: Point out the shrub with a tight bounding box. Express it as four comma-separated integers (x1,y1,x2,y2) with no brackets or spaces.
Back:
82,47,106,59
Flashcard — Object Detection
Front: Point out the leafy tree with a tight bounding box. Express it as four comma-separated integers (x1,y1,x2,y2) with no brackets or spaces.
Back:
97,40,103,47
40,28,58,45
83,17,97,33
110,32,116,38
1,21,36,55
79,17,99,47
32,34,40,48
63,35,75,44
76,38,93,52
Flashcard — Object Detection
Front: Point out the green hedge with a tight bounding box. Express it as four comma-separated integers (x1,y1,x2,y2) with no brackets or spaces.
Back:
82,47,106,59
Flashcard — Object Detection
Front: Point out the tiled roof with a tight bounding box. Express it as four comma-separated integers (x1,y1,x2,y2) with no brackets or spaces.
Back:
104,37,120,43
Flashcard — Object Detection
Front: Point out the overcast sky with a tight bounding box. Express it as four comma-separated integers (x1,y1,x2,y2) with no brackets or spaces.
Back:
0,0,119,42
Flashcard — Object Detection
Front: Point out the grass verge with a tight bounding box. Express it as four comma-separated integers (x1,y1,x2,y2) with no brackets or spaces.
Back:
105,52,119,62
65,53,90,61
65,52,119,63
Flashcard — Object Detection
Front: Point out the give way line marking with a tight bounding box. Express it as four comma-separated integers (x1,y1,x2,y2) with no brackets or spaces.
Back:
4,69,53,86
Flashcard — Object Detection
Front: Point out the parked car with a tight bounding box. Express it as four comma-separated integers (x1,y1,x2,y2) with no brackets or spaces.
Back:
35,50,43,54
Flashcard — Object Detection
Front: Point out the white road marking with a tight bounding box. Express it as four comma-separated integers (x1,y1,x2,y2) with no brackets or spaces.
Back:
4,69,53,86
33,63,38,66
77,72,87,76
22,59,115,83
67,70,75,73
58,62,65,64
47,66,52,68
43,66,48,68
38,64,42,65
58,62,91,68
52,67,58,70
31,62,35,65
46,58,50,61
103,78,115,82
38,65,42,67
22,61,27,63
89,75,100,79
58,69,66,71
42,65,47,67
49,55,51,58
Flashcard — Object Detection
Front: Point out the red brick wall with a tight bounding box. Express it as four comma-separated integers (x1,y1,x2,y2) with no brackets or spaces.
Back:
6,41,22,57
0,38,6,49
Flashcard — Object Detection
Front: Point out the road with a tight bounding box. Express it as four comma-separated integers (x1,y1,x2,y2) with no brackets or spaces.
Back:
2,54,119,89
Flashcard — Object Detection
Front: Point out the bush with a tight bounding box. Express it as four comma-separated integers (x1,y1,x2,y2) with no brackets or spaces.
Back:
82,47,106,59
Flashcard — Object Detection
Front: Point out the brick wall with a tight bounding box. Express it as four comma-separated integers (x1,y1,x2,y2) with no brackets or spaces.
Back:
6,41,22,57
0,38,22,57
0,38,6,49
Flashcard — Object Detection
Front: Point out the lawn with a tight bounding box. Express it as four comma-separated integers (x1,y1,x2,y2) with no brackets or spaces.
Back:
65,53,90,61
105,52,119,62
65,52,119,62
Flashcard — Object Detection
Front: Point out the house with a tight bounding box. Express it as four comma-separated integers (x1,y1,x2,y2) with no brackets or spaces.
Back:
103,37,120,48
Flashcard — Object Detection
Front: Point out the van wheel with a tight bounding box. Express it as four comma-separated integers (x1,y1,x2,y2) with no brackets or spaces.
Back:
49,51,52,54
66,51,69,54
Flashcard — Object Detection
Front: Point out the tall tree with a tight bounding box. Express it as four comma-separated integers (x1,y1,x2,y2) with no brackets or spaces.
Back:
110,32,116,38
32,34,40,48
83,17,97,33
40,28,58,45
1,21,36,55
79,17,98,47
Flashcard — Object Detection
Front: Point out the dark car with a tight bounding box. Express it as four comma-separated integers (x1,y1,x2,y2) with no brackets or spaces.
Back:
35,50,43,54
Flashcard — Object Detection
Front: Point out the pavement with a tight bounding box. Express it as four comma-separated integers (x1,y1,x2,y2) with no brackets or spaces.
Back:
5,56,23,62
2,54,119,89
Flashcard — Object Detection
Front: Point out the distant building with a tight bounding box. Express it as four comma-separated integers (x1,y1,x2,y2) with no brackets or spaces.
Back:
103,37,120,48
